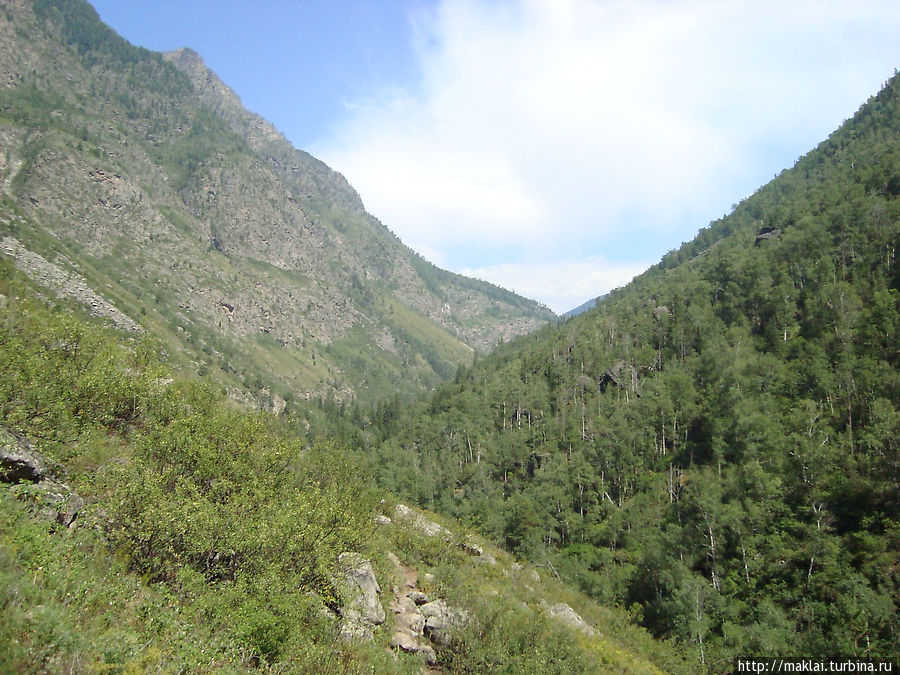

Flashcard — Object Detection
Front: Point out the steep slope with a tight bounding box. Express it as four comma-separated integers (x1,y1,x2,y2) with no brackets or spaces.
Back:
0,0,552,410
0,259,681,673
367,73,900,668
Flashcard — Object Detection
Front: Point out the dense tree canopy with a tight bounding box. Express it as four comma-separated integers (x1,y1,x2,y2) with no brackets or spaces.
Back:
360,73,900,669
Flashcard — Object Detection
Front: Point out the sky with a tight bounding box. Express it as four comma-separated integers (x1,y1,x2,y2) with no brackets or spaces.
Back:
88,1,900,314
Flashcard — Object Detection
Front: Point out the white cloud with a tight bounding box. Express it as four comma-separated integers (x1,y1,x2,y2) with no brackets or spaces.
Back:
312,0,900,307
463,256,651,314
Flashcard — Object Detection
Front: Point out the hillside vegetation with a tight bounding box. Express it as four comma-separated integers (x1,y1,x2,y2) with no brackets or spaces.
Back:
3,0,899,672
0,0,552,413
0,258,679,672
359,73,900,669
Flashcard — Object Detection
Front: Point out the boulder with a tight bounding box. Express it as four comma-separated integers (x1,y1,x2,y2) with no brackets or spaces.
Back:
419,599,448,619
598,359,640,396
396,610,425,635
546,602,596,637
42,481,84,527
754,226,782,245
390,630,437,665
1,429,84,528
336,552,385,640
338,611,374,642
393,593,418,615
394,503,451,539
408,590,430,605
390,629,419,651
0,427,48,482
420,644,438,666
421,600,470,646
11,480,84,527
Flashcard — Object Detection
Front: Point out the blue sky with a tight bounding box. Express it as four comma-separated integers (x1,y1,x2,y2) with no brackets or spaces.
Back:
89,0,900,313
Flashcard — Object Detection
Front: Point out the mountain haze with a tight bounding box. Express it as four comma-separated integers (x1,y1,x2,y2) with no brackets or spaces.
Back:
0,0,552,411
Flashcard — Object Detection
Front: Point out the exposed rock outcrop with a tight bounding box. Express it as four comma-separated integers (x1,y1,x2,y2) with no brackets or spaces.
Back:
1,428,84,528
0,236,141,332
336,552,385,641
394,503,451,539
0,427,48,482
459,536,497,565
385,550,468,666
546,602,597,637
420,599,471,646
754,226,782,245
14,480,85,528
599,359,639,395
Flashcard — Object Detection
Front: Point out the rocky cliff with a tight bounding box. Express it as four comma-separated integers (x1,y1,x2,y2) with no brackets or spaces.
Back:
0,0,553,408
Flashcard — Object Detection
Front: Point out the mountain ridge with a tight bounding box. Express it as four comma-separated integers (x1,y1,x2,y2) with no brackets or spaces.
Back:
361,70,900,667
0,0,554,411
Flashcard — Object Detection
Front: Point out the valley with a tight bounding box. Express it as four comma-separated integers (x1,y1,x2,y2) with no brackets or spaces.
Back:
0,1,897,672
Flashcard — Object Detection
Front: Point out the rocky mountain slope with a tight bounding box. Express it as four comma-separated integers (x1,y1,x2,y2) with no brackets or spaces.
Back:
0,0,553,409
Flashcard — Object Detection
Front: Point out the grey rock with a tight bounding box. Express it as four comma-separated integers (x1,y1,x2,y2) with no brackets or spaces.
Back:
420,644,438,666
11,480,84,528
337,552,385,632
0,428,48,482
754,227,782,245
546,602,596,637
423,615,454,646
47,482,84,527
390,629,419,652
401,594,419,612
338,611,374,642
390,629,437,666
1,429,84,528
421,601,470,646
0,237,142,333
394,503,451,539
397,610,425,635
408,590,430,605
419,600,448,619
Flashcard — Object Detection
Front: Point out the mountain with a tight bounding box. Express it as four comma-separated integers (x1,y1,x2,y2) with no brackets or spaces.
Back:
0,3,677,671
3,0,898,671
363,73,900,668
0,264,680,673
0,0,553,412
562,293,606,319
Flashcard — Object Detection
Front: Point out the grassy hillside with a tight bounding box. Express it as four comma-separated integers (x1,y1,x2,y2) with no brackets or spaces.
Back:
0,259,678,672
361,73,900,669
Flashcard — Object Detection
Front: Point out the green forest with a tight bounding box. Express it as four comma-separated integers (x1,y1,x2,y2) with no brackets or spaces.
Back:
1,261,682,673
351,73,900,669
2,0,899,671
